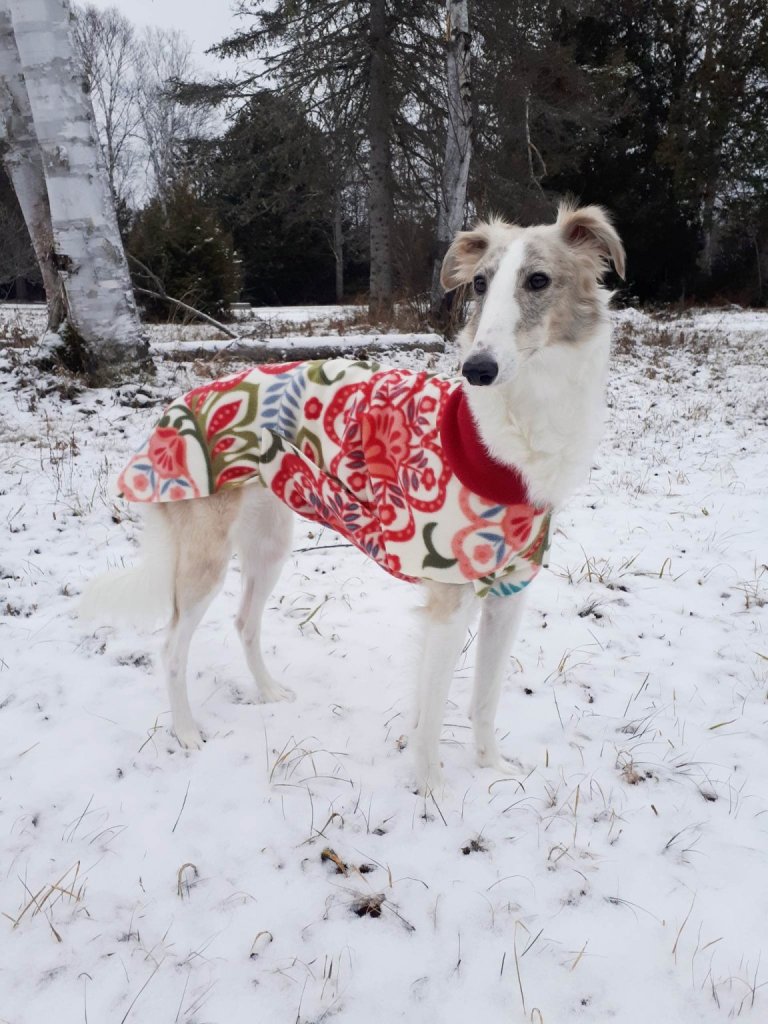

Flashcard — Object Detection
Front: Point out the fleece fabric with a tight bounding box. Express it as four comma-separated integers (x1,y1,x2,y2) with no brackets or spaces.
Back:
117,358,551,597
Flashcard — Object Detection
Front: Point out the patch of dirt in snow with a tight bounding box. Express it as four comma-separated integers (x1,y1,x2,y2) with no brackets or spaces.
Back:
0,310,767,1024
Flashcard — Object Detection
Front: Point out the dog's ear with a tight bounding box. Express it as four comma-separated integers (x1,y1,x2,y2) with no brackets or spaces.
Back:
440,224,493,291
557,204,626,280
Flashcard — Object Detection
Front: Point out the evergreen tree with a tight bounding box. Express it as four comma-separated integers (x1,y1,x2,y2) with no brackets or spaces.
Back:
129,183,240,320
210,0,444,318
547,0,768,301
198,91,342,305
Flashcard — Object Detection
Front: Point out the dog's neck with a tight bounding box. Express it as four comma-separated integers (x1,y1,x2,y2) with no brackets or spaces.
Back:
463,319,611,509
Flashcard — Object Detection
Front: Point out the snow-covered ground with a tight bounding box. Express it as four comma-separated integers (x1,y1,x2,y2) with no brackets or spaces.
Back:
1,307,766,1023
0,301,369,345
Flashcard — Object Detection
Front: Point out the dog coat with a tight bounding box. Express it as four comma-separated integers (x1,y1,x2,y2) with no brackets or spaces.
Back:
118,358,552,597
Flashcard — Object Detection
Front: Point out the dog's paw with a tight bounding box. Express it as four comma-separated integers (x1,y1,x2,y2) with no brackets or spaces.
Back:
476,749,520,777
413,760,445,797
258,682,296,704
175,724,205,750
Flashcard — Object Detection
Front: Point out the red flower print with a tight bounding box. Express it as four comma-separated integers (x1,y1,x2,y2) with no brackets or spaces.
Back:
452,486,520,580
421,396,437,413
422,468,436,490
148,427,188,479
501,505,535,548
169,485,186,500
270,453,320,519
361,408,410,483
206,400,242,440
380,503,396,526
305,397,322,420
133,475,148,492
257,361,301,375
212,436,236,457
210,368,252,390
216,464,255,488
185,368,250,411
473,543,494,565
348,471,367,492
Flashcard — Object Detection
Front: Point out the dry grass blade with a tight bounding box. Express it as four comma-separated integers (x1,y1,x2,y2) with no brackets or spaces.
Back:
569,940,588,971
5,862,85,938
249,930,273,958
321,847,349,875
120,959,164,1024
513,922,527,1015
672,894,696,961
176,863,199,899
301,811,344,846
171,781,191,833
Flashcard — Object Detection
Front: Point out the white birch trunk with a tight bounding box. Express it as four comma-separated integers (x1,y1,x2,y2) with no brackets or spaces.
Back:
8,0,148,380
430,0,472,316
0,5,62,329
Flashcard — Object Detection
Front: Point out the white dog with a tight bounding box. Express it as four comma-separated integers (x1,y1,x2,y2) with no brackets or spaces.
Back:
82,203,624,793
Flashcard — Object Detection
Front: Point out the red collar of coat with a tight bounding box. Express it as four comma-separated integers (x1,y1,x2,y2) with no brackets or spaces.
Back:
439,386,532,506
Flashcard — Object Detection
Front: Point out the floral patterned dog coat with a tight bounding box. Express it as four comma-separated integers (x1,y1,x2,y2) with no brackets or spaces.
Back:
118,358,551,597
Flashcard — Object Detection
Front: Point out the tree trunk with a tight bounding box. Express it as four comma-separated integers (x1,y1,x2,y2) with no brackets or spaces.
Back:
0,5,63,330
367,0,393,322
332,190,344,304
698,185,717,279
8,0,149,383
430,0,472,320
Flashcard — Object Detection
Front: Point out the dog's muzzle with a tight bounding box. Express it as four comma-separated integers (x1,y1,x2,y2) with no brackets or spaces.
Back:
462,354,499,387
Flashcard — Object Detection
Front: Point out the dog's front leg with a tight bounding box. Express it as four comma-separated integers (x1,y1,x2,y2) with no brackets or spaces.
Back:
412,582,477,794
470,589,529,772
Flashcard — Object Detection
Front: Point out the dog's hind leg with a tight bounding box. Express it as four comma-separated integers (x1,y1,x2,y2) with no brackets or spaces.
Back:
470,589,528,772
412,582,477,794
232,486,295,703
163,491,242,749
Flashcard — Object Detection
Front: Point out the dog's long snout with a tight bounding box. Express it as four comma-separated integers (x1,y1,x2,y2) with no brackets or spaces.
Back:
462,353,499,387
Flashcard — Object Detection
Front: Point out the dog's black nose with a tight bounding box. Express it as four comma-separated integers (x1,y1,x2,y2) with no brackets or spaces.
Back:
462,354,498,386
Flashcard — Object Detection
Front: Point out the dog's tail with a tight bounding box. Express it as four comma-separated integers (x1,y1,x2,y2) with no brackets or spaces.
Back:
79,506,175,628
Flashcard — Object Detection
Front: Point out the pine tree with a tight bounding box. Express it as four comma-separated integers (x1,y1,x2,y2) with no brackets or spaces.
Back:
129,183,240,320
210,1,444,319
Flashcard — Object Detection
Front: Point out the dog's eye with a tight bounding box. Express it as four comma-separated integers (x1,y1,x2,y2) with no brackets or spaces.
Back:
527,272,551,291
472,274,487,295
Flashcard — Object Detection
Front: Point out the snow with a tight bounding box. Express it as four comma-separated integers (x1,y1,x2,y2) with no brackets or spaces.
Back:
0,301,388,344
151,332,444,359
235,304,365,325
1,307,767,1023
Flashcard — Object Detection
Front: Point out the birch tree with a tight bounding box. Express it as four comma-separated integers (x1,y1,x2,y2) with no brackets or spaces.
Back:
0,5,62,328
0,0,148,383
430,0,471,316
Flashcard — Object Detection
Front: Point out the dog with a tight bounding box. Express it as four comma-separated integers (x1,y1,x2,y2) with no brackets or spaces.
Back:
81,202,624,793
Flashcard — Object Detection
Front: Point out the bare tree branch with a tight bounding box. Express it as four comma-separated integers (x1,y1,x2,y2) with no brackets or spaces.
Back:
134,286,238,339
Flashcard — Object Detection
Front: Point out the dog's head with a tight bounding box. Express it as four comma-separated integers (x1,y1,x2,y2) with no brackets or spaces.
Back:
441,204,625,387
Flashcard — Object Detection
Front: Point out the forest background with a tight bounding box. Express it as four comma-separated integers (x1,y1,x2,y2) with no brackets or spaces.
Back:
2,0,766,323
